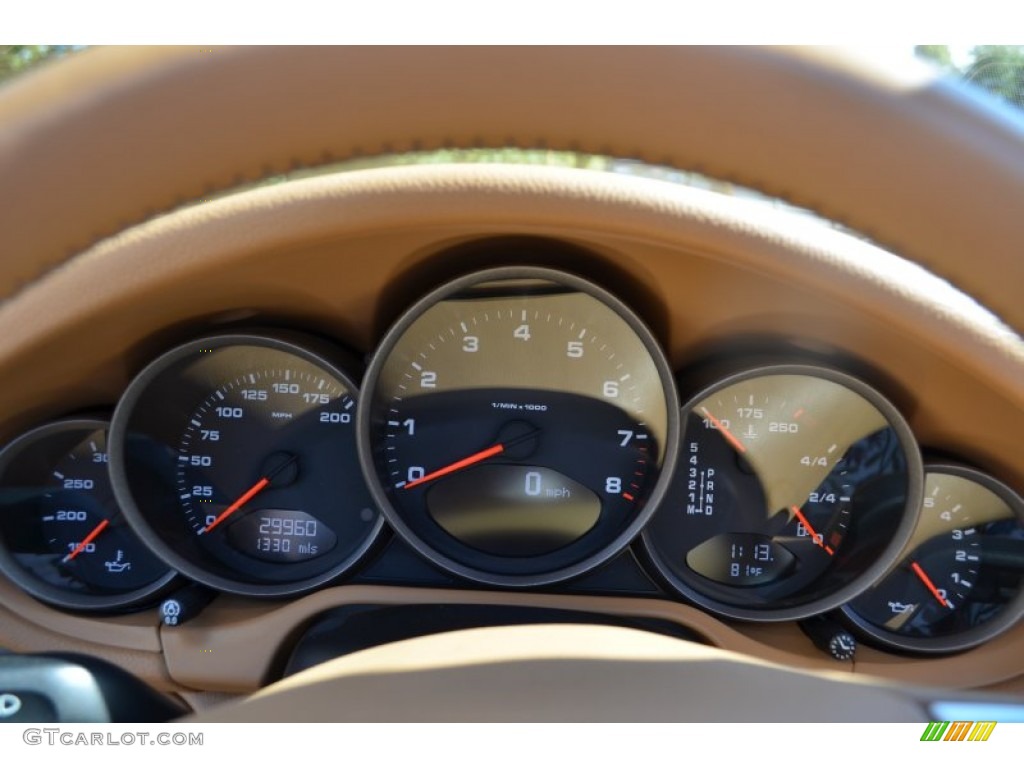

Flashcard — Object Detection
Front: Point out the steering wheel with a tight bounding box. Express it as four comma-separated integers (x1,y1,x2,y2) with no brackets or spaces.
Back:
1,46,1022,721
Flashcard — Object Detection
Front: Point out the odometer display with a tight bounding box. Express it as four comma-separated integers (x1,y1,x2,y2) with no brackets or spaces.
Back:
226,509,337,564
109,333,383,596
358,267,679,586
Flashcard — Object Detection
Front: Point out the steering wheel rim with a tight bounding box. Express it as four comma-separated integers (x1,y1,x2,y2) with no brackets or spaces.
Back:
0,46,1023,334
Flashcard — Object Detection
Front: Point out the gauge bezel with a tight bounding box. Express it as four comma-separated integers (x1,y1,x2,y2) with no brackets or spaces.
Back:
109,331,385,597
641,363,924,622
357,265,681,588
0,417,178,611
841,462,1024,654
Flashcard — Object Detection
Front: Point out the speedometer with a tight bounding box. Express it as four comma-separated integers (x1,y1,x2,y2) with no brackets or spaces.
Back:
358,267,679,587
109,332,384,596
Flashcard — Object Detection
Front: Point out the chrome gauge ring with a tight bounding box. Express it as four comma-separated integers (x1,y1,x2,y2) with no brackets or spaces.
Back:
358,267,680,587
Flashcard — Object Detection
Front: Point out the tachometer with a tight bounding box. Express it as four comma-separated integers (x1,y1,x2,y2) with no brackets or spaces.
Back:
109,333,383,596
358,267,679,586
642,364,922,620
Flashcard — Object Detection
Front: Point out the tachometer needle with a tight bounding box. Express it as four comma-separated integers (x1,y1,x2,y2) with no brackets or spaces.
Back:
63,518,110,563
911,560,952,608
403,444,505,490
700,407,747,454
790,505,834,556
402,427,541,490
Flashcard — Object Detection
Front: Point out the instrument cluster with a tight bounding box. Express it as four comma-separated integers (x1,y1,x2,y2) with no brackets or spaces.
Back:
0,266,1021,656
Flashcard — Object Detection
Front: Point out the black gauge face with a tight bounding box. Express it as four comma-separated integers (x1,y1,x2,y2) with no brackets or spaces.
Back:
843,464,1024,653
358,267,679,586
642,366,922,621
109,333,383,596
0,419,175,610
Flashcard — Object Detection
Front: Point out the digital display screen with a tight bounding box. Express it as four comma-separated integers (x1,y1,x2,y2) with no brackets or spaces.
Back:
686,532,795,587
427,464,600,557
226,509,337,563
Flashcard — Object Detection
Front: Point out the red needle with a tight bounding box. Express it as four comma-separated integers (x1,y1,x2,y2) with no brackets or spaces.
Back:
201,477,269,534
63,518,110,563
790,505,834,556
700,407,747,454
911,560,951,608
403,443,505,490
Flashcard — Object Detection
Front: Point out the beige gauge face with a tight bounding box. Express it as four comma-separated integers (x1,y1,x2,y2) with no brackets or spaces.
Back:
692,375,888,528
360,270,679,587
643,366,921,621
374,291,669,464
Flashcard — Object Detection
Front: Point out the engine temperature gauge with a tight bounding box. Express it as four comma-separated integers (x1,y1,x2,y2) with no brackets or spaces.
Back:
642,364,922,621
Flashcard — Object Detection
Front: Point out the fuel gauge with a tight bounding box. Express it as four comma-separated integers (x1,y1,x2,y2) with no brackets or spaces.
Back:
843,463,1024,653
0,418,176,611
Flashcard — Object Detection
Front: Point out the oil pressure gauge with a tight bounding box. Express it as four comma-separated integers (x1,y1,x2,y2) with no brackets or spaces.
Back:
843,463,1024,653
0,418,176,611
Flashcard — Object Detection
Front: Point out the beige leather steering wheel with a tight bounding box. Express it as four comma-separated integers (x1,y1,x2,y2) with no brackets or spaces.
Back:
1,47,1023,333
1,45,1023,721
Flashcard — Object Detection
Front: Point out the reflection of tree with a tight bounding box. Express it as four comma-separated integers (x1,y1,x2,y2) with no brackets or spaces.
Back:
964,46,1024,110
841,426,906,484
0,45,79,83
915,44,1024,111
914,45,956,72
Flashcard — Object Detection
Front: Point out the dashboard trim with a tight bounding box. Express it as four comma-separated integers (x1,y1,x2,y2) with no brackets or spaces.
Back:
156,584,1024,696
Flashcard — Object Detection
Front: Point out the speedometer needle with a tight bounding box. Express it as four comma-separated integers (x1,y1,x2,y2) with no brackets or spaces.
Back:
911,560,952,608
63,518,110,562
200,453,298,534
402,427,541,490
200,477,269,535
